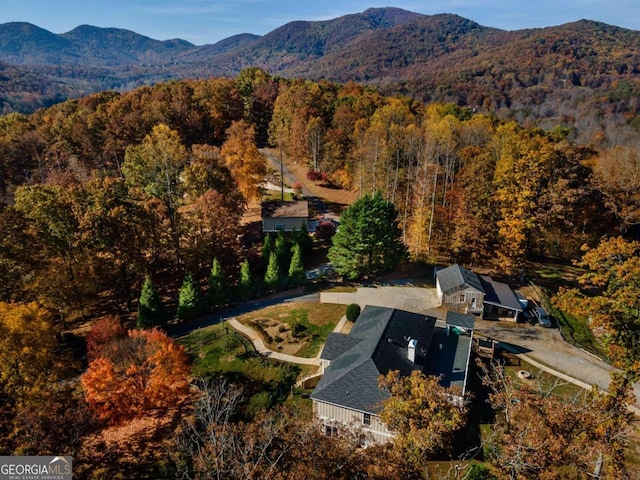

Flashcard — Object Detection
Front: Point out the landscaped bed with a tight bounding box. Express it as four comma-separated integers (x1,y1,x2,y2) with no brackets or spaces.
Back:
235,302,347,357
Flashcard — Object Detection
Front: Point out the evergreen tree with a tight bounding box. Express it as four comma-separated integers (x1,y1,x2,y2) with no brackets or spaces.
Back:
137,276,164,328
274,230,290,274
288,243,305,287
328,192,407,280
264,251,280,292
177,273,204,321
237,260,254,301
293,222,313,260
261,235,273,273
208,258,229,309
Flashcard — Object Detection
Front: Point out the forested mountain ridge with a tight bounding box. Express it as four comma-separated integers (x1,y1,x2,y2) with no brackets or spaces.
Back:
2,7,640,144
0,21,197,66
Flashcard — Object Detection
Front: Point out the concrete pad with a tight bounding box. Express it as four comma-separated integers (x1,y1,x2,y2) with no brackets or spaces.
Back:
321,286,439,314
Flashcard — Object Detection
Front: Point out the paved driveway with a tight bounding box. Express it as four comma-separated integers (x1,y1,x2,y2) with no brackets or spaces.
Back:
320,285,440,313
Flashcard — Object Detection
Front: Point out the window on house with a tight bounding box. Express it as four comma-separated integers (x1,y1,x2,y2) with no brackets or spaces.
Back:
459,294,465,303
363,413,371,426
325,424,338,436
275,224,285,231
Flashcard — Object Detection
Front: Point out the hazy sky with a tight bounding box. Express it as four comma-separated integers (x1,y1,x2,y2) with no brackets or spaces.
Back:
2,0,639,45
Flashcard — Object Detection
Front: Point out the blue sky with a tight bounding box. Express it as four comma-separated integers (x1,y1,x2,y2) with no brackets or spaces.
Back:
2,0,639,45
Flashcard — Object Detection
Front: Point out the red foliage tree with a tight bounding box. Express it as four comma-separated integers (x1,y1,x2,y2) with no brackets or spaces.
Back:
85,315,127,361
82,328,190,424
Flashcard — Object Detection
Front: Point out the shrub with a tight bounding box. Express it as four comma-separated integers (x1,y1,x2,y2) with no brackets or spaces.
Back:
306,169,324,182
346,303,361,322
465,464,494,480
292,322,308,337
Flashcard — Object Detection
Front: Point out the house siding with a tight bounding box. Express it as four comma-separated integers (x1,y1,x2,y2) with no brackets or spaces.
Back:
313,400,394,445
262,217,308,232
440,285,484,314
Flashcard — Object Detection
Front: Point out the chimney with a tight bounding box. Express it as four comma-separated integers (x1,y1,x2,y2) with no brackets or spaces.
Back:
407,338,417,363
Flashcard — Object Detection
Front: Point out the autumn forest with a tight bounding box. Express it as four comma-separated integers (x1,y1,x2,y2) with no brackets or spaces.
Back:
1,63,640,478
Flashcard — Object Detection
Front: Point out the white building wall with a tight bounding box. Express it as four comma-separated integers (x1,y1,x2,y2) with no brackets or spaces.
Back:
313,400,394,445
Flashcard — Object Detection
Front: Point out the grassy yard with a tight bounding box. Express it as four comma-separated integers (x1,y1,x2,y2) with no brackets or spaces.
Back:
530,282,606,359
178,323,302,411
501,354,586,399
236,302,346,357
177,302,343,417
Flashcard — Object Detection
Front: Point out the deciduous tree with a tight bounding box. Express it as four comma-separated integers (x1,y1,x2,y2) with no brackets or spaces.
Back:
179,189,243,273
86,315,127,361
82,328,190,424
482,362,634,479
0,302,60,402
379,370,467,468
220,120,267,202
556,236,640,377
122,124,188,264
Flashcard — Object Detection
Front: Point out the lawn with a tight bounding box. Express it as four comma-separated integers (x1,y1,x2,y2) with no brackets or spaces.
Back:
178,323,302,406
177,303,342,416
236,302,346,358
501,354,586,399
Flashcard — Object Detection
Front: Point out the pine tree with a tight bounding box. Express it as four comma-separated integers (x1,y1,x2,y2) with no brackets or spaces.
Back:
261,235,273,272
275,230,290,274
208,258,229,309
137,276,164,328
177,273,204,321
328,191,407,280
237,260,254,301
295,222,313,260
288,243,305,287
264,251,280,292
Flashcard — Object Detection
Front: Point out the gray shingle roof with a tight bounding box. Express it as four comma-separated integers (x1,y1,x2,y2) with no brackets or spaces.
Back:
320,332,363,361
445,311,476,330
436,264,484,294
312,305,472,413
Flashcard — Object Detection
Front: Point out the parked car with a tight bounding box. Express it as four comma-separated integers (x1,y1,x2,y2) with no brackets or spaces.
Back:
533,306,553,328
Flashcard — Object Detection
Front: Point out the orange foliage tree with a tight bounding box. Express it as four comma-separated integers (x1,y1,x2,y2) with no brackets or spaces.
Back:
82,328,190,424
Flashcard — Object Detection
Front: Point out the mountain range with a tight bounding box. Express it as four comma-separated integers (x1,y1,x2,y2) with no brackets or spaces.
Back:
2,6,640,137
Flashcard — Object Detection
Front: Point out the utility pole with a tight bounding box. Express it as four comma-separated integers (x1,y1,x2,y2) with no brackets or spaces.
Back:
280,150,284,201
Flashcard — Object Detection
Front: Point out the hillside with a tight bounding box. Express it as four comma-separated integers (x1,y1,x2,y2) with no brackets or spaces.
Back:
2,7,640,141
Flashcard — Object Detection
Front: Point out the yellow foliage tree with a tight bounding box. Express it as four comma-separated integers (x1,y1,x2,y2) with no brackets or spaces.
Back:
0,302,60,402
220,120,267,202
378,370,467,469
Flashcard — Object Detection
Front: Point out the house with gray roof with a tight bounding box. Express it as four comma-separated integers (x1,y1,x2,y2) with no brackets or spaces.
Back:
261,200,309,233
435,264,522,322
311,305,474,444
